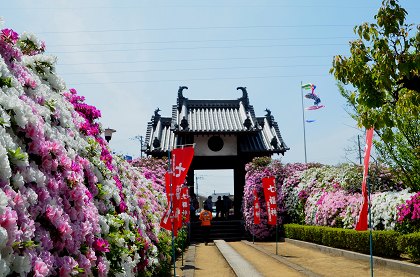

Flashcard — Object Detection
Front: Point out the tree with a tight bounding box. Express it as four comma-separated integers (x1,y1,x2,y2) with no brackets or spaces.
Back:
331,0,420,190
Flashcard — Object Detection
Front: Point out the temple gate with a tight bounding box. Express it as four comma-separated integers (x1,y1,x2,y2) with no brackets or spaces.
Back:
144,86,289,218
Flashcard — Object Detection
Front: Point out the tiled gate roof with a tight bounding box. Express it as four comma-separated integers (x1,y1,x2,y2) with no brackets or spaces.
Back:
144,87,289,155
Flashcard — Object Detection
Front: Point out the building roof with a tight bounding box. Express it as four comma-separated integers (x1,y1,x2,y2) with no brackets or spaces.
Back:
144,86,289,155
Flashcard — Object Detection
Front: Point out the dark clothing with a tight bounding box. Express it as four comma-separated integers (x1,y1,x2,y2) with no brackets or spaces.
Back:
190,196,199,221
204,198,213,211
201,225,211,244
223,196,232,219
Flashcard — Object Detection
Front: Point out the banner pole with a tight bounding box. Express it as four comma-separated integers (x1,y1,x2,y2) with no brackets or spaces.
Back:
368,180,373,277
253,223,255,244
276,222,278,255
181,218,184,266
168,150,176,277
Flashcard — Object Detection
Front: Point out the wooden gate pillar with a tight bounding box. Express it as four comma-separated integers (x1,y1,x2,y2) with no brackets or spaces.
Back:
233,162,246,218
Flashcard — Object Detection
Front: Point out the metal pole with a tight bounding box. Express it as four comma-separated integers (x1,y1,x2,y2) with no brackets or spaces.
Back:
368,180,373,277
300,81,308,163
168,150,176,277
253,224,255,244
358,135,362,165
181,218,184,266
276,223,278,255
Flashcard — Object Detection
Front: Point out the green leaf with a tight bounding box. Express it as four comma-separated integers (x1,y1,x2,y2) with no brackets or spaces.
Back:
8,147,28,162
0,77,12,88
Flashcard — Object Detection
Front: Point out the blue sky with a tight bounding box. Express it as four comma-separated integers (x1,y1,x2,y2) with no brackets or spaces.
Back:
2,0,419,196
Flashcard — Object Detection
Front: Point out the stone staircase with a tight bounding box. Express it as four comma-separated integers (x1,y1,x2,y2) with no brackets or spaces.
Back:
189,219,249,242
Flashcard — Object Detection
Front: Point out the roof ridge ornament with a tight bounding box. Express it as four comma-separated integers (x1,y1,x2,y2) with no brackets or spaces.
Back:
243,116,252,130
271,137,278,149
180,116,189,130
153,107,161,128
154,107,161,117
177,86,188,112
237,86,249,110
178,86,188,98
265,108,274,128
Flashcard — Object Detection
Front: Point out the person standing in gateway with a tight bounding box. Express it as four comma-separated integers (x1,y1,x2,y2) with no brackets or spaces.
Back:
199,206,213,245
204,195,213,211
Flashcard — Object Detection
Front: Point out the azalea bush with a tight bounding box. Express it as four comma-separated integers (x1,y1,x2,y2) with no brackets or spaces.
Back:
0,25,174,276
396,192,420,234
243,157,317,239
243,157,417,239
242,157,278,239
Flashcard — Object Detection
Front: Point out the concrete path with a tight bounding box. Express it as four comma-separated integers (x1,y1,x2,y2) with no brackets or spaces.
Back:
214,240,263,277
174,239,420,277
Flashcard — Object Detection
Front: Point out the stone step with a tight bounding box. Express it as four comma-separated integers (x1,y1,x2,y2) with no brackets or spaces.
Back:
190,219,248,242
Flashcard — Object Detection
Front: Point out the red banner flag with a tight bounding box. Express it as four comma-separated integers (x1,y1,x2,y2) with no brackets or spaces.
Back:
180,187,190,224
262,176,277,225
161,173,181,234
253,189,261,224
171,147,194,188
355,128,374,231
160,146,194,235
160,207,173,232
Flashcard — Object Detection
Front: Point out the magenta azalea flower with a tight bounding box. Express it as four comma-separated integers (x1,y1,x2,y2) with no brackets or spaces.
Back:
93,238,110,253
1,28,19,44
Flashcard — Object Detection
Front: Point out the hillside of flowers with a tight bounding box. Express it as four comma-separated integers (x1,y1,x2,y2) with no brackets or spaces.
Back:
243,157,419,239
0,26,172,276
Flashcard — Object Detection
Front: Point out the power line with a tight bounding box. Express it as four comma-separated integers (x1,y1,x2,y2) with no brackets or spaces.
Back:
47,36,354,47
68,73,326,85
49,43,346,54
61,64,330,75
35,24,354,34
57,55,336,66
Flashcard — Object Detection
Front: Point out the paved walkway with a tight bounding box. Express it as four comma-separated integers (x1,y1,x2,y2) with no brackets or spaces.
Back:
174,239,420,277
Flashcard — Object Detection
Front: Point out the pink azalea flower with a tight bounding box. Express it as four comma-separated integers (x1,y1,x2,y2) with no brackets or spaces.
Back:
97,257,109,277
33,259,49,277
93,238,110,253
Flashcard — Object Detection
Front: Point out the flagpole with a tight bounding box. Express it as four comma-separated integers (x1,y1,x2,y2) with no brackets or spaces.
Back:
300,81,308,163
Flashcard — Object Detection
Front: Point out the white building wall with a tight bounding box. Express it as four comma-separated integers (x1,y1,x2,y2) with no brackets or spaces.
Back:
194,135,237,156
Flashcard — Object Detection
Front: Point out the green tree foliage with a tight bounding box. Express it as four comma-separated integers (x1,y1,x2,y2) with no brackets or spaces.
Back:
331,0,420,189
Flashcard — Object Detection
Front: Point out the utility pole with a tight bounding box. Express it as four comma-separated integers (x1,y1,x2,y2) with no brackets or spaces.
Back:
139,136,144,158
132,135,144,158
195,175,203,199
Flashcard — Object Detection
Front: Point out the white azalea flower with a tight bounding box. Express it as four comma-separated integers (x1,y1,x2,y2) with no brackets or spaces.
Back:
11,254,31,275
0,259,10,277
0,227,8,247
0,190,7,216
0,144,11,184
11,172,24,189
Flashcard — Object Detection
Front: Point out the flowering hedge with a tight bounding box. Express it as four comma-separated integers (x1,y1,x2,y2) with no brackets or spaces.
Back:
242,157,318,239
0,26,172,276
243,158,418,239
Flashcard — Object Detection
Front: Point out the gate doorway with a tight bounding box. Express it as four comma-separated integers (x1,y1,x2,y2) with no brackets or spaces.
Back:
194,169,234,217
